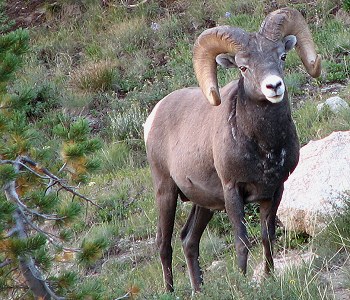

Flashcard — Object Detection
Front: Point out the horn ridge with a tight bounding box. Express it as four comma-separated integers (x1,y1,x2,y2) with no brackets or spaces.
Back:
193,26,248,105
259,7,321,78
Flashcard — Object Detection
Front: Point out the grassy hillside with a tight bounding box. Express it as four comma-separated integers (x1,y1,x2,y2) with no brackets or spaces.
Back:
4,0,350,299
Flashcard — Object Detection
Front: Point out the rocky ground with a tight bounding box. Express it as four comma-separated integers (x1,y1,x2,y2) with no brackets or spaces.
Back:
4,0,55,30
111,235,350,299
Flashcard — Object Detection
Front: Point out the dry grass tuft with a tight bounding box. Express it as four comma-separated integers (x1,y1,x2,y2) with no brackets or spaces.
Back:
69,60,120,93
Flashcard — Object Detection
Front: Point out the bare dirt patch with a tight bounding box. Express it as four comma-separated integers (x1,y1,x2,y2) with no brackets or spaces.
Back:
5,0,56,30
319,258,350,300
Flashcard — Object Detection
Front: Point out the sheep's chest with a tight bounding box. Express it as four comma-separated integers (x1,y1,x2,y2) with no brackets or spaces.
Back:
243,134,296,175
245,145,289,183
218,97,300,190
216,121,299,202
238,147,291,202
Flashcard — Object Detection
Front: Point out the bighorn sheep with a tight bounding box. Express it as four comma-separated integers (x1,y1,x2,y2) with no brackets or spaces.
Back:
144,7,321,292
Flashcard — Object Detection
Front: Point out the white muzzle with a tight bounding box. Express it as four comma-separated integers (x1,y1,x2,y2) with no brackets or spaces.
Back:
261,75,285,103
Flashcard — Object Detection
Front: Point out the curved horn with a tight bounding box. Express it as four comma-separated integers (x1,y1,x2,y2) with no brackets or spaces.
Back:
259,7,321,78
193,26,249,106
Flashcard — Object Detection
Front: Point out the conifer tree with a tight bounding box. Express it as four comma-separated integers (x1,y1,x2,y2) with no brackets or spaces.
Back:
0,4,106,299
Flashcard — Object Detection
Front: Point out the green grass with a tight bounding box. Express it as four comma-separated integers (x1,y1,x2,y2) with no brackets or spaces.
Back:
345,0,350,12
323,58,350,83
102,232,332,300
285,72,309,97
313,195,350,256
108,103,148,141
293,100,350,146
6,0,350,298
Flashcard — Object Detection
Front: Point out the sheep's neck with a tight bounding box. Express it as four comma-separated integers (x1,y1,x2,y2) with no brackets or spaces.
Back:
233,78,293,149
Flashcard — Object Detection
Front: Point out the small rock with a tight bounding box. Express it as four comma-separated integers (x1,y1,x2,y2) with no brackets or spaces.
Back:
317,96,349,113
252,250,316,283
320,84,343,94
151,22,160,31
206,260,226,272
336,8,350,26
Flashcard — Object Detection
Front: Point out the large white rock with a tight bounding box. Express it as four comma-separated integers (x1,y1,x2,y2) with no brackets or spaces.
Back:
277,131,350,236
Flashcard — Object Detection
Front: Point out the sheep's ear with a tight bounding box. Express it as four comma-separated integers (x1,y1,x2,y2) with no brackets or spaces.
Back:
216,53,237,68
283,35,297,52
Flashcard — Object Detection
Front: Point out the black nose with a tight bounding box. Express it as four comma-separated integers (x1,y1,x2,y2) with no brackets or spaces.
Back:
266,81,282,91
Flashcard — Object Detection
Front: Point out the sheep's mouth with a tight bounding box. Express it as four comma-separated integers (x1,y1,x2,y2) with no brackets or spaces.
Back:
266,94,284,103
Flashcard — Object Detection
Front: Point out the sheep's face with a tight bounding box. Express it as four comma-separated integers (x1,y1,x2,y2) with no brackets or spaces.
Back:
216,34,297,103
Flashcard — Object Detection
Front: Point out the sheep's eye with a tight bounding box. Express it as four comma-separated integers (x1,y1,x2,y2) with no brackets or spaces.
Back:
281,53,287,61
239,66,247,72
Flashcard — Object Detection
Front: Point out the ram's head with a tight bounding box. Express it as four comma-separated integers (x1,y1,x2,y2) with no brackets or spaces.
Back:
193,7,321,105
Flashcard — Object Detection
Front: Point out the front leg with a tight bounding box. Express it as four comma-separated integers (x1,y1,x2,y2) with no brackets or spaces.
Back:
260,185,284,274
224,183,251,274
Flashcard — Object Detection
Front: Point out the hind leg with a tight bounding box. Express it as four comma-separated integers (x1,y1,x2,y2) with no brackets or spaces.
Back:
181,204,213,292
154,175,178,292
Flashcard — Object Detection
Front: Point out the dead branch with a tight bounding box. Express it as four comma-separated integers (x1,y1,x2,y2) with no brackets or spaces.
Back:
13,208,62,300
101,0,149,9
17,207,80,253
3,167,66,299
21,156,102,209
16,195,65,221
0,259,12,268
45,179,57,195
58,163,67,174
17,160,50,179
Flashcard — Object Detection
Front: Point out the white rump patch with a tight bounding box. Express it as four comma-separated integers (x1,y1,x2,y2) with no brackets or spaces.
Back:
261,75,285,103
144,99,164,143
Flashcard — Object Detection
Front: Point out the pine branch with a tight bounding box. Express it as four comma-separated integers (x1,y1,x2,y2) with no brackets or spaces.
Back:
4,172,65,299
17,207,80,253
12,207,61,300
3,160,80,250
21,156,102,209
19,254,66,300
2,156,102,208
3,166,59,237
17,160,50,179
2,155,99,297
16,194,65,220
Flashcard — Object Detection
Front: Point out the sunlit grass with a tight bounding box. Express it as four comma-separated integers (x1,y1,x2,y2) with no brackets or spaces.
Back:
69,60,120,93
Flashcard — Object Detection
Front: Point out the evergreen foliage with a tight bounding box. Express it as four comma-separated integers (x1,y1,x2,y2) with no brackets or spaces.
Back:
0,3,106,299
344,0,350,12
